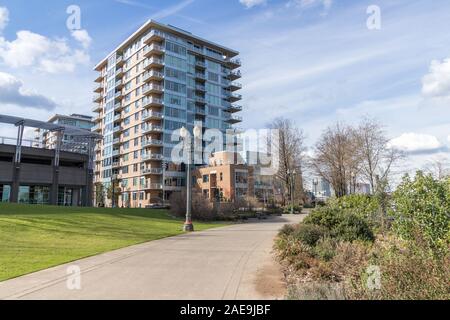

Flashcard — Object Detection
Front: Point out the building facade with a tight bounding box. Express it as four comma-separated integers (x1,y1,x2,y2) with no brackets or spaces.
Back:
193,152,274,203
35,114,94,149
92,20,242,208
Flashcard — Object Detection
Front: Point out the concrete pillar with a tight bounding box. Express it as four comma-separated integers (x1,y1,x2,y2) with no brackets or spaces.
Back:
10,123,24,203
50,130,63,205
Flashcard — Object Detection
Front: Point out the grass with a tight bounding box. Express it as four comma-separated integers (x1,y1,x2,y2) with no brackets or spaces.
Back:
0,203,227,282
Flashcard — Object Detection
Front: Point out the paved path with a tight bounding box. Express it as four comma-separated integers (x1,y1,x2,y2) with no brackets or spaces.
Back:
0,215,304,300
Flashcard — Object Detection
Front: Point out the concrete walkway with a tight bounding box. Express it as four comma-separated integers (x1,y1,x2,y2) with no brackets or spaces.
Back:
0,214,304,300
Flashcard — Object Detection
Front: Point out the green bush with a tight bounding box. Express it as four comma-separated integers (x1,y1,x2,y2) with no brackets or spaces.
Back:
293,224,327,246
303,207,342,230
283,205,303,214
313,237,337,261
304,206,374,243
279,224,296,237
391,172,450,251
331,213,375,242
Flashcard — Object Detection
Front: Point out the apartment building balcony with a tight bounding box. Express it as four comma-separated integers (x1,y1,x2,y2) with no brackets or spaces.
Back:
143,44,165,57
93,116,102,124
113,113,122,122
143,83,163,95
144,57,165,69
114,102,124,111
143,110,163,121
227,104,243,113
92,124,102,133
226,58,241,69
195,107,206,115
142,167,163,175
116,79,124,90
226,92,242,102
195,72,206,81
143,30,165,44
195,61,206,69
142,97,163,108
93,94,102,103
187,44,203,55
93,83,103,93
113,126,123,133
112,149,120,157
94,71,106,83
115,90,124,100
112,137,122,146
116,68,124,78
143,183,163,190
195,96,206,104
143,70,164,82
142,153,164,161
195,84,206,92
112,161,121,169
229,82,242,92
92,104,102,113
227,70,242,81
116,55,125,67
143,124,163,134
142,139,163,147
225,115,243,124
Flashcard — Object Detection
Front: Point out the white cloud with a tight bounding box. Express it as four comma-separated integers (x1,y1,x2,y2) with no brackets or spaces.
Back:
0,30,90,74
0,71,57,110
389,133,444,153
0,7,8,32
286,0,333,11
422,57,450,98
239,0,267,9
71,29,92,49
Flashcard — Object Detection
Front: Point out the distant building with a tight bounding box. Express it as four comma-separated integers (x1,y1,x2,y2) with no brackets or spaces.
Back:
34,114,94,150
312,177,332,200
355,183,371,195
193,151,274,203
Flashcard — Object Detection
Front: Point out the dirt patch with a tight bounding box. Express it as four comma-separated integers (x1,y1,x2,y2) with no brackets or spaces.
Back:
254,257,287,299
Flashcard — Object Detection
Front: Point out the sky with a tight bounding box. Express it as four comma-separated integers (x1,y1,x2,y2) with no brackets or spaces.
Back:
0,0,450,178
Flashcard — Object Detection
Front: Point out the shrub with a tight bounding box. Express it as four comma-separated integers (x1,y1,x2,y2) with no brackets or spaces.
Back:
169,191,217,221
332,213,375,242
303,207,342,230
279,224,296,237
313,237,337,262
293,224,327,246
391,172,450,251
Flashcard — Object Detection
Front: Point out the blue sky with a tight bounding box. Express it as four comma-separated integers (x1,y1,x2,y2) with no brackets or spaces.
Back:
1,0,450,175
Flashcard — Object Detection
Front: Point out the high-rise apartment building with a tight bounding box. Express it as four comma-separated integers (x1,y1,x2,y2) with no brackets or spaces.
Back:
92,20,242,208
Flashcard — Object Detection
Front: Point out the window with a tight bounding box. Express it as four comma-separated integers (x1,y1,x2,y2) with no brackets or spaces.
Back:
165,67,186,81
203,175,209,183
165,41,187,56
220,172,223,181
165,80,186,94
235,171,248,184
166,54,187,70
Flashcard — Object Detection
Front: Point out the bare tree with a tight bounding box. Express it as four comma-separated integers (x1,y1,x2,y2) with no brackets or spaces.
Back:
355,118,403,194
269,117,306,206
311,123,361,198
424,157,450,180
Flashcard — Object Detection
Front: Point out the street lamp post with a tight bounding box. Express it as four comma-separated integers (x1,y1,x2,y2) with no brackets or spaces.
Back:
111,174,118,208
180,125,201,232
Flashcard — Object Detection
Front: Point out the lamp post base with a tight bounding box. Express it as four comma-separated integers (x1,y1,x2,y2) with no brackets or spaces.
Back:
183,222,194,232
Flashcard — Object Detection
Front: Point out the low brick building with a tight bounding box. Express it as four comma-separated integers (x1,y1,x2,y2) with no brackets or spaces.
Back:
193,151,273,202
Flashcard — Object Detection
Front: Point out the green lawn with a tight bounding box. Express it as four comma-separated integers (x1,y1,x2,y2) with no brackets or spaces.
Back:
0,203,226,282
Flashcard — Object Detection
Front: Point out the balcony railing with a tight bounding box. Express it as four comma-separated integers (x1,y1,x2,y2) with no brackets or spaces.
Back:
92,124,101,132
142,153,164,161
92,94,102,103
195,61,206,68
142,111,163,120
143,70,164,82
226,58,241,68
114,102,123,110
143,44,165,56
143,57,165,69
113,126,123,133
227,70,242,80
195,96,206,104
144,183,164,190
195,73,206,81
142,83,163,95
142,168,163,175
143,30,165,43
143,125,163,134
112,149,120,156
142,97,163,108
142,139,163,147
